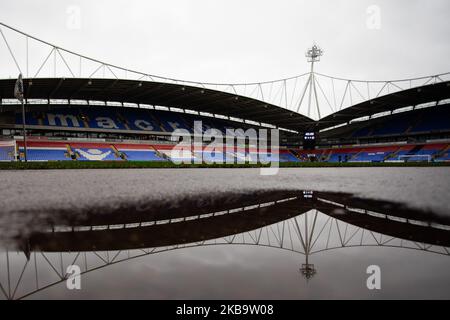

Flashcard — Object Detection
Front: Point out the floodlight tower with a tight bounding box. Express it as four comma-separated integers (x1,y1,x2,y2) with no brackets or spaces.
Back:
297,44,324,119
306,44,323,70
299,208,317,281
300,257,317,280
306,45,323,119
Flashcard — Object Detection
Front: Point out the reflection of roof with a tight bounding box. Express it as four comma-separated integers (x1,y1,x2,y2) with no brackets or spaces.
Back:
316,81,450,130
18,190,450,252
0,78,315,132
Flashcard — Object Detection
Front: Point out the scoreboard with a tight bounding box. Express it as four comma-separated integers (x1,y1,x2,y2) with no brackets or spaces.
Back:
303,132,316,150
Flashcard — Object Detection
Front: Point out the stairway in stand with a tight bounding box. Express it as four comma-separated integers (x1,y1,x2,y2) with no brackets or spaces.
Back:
111,145,127,160
433,144,450,161
406,144,423,155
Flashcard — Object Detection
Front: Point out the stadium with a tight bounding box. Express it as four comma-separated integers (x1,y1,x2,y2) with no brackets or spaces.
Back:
1,1,450,302
0,23,449,166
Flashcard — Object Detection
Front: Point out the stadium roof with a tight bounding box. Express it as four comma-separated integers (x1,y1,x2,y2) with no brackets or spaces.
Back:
315,81,450,130
1,78,449,132
0,78,315,132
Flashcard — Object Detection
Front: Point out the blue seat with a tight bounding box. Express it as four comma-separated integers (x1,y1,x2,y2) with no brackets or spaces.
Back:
123,150,167,161
328,153,354,162
18,148,70,161
351,105,450,138
279,153,299,162
352,152,389,162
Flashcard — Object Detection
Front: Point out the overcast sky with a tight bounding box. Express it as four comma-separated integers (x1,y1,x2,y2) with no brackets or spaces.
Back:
0,0,449,84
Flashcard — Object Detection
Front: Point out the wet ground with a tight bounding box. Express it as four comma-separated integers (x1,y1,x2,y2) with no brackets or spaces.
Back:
0,167,449,299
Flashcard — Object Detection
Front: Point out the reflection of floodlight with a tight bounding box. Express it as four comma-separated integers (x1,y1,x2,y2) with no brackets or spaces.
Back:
300,263,317,280
305,45,323,63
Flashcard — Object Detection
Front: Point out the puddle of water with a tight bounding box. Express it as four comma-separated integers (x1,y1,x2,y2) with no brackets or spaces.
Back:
1,190,450,299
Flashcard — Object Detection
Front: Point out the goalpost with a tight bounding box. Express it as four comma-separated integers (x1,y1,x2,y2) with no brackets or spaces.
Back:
398,154,431,162
0,140,17,162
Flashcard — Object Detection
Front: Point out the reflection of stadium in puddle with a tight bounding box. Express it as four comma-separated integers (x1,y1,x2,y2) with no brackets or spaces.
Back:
1,190,450,299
